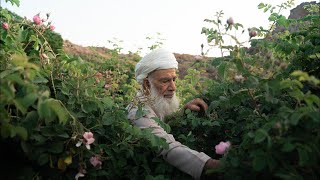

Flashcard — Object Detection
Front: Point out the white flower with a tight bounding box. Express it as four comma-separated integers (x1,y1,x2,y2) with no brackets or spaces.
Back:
76,140,82,147
234,74,244,82
75,172,85,180
85,144,91,150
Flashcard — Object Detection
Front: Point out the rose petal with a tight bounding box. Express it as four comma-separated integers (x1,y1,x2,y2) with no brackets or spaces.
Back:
85,144,91,150
76,141,82,147
75,172,85,180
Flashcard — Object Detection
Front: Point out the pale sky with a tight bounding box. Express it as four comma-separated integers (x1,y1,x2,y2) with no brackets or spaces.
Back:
0,0,314,56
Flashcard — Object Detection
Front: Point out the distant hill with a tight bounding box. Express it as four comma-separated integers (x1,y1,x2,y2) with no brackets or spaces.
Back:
62,40,214,79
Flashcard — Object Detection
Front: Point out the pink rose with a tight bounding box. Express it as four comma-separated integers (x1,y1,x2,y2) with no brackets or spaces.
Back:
33,15,42,25
90,156,102,168
215,141,231,155
83,132,95,145
2,22,9,30
104,84,110,89
49,25,55,31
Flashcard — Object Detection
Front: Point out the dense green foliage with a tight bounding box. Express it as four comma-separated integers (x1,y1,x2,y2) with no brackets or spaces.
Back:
1,0,319,180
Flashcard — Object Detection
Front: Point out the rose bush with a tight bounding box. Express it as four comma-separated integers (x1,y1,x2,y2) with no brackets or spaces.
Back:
1,1,319,180
171,1,320,179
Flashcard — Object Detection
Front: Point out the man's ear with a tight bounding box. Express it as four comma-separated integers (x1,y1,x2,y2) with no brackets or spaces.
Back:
144,78,150,86
143,78,150,90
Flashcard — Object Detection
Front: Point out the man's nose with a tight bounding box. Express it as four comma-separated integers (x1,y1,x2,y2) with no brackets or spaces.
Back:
168,80,176,91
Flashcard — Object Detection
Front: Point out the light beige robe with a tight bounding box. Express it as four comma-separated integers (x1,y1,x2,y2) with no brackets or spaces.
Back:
127,103,210,179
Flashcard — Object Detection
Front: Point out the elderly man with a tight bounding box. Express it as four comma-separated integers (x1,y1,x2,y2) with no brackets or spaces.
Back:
127,48,219,179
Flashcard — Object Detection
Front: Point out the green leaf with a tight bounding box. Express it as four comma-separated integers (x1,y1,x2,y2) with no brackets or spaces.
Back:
6,73,24,85
290,112,304,125
49,100,69,125
0,123,12,138
14,126,28,140
218,62,227,79
253,155,266,171
308,111,320,122
81,100,98,113
297,147,309,166
13,98,27,114
258,3,265,9
0,83,15,99
102,112,114,126
19,28,28,41
6,0,20,6
102,97,114,109
268,13,277,21
38,153,49,166
135,105,149,119
38,99,55,124
14,93,38,114
254,129,268,143
48,142,64,153
152,117,171,133
212,121,220,126
277,15,287,26
33,77,48,84
38,99,69,125
281,142,295,152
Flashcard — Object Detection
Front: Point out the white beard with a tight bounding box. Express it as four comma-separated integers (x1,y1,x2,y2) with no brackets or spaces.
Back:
149,84,180,119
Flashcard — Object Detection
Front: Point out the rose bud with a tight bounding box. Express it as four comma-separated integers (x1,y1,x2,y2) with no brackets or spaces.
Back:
227,17,234,26
2,22,9,30
49,25,55,31
33,14,42,25
249,30,257,38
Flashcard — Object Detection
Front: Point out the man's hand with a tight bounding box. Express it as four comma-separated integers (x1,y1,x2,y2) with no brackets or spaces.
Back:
184,98,208,112
201,159,221,180
204,158,220,169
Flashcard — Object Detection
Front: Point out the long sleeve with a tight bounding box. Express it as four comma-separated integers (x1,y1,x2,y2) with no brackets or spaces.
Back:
127,106,211,180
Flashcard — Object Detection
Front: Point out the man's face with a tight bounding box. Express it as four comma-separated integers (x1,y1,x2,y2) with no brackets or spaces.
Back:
148,69,177,98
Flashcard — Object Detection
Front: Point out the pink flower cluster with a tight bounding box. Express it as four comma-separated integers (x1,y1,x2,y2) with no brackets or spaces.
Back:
215,141,231,155
32,14,55,31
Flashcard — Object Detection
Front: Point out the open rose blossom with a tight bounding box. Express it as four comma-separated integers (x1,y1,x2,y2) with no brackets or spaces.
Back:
83,132,95,145
2,22,9,30
215,141,231,155
76,132,95,150
33,14,42,25
90,156,102,168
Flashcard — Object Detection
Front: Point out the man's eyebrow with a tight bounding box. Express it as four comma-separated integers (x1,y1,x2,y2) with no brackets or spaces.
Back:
160,76,176,81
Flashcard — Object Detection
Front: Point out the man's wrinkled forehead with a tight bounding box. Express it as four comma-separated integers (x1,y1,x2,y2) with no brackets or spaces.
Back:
148,68,176,78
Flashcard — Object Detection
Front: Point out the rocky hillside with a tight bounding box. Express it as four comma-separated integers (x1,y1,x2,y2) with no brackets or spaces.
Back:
63,40,214,79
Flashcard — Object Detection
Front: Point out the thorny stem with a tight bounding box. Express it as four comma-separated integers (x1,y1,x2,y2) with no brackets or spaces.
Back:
247,89,259,113
216,19,224,57
26,23,58,98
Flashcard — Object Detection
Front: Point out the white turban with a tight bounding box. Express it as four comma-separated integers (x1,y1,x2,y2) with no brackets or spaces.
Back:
135,48,178,84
